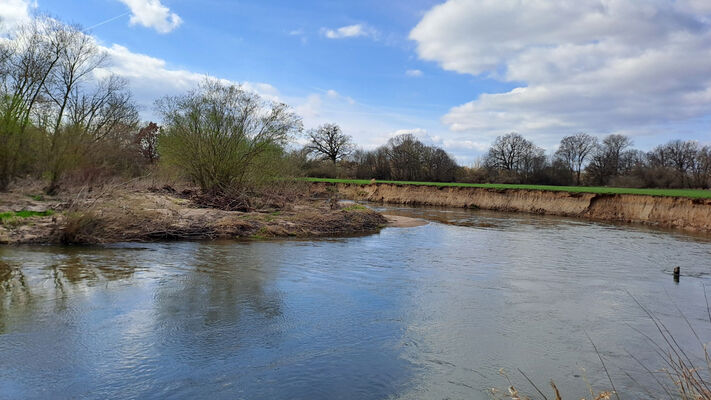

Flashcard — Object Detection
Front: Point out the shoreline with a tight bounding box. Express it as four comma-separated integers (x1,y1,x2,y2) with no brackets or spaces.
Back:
311,181,711,234
0,186,390,245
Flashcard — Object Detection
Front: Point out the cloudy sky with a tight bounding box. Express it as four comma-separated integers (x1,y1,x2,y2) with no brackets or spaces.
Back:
1,0,710,163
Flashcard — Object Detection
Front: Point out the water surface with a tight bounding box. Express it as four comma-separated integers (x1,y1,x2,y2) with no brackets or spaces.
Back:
1,205,711,399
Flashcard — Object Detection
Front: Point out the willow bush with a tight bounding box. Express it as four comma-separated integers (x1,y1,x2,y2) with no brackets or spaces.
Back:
157,80,302,195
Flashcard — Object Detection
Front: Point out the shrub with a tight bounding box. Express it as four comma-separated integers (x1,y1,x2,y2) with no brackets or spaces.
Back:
157,79,302,195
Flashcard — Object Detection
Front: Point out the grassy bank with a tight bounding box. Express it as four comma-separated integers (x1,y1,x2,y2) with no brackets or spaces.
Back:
306,178,711,199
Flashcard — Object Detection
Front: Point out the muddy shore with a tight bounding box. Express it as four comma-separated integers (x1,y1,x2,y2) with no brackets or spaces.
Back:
0,185,389,245
311,182,711,233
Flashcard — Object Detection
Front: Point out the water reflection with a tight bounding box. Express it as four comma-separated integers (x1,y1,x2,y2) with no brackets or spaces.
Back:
0,206,710,399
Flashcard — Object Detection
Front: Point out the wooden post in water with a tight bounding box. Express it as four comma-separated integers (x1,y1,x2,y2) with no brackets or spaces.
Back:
673,266,680,282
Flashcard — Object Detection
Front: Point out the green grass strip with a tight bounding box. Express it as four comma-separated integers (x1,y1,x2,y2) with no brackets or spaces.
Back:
0,210,54,221
304,177,711,199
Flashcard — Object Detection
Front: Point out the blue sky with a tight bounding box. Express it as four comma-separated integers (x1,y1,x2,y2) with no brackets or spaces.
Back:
2,0,711,163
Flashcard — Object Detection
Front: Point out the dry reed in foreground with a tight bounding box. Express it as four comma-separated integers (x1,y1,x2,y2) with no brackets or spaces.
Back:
491,289,711,400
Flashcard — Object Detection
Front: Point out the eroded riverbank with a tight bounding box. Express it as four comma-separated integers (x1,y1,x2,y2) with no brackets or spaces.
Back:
311,181,711,233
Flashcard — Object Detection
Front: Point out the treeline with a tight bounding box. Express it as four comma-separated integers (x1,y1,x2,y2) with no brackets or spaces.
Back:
477,132,711,188
300,130,711,189
0,17,300,198
297,129,458,182
3,16,709,196
0,18,145,192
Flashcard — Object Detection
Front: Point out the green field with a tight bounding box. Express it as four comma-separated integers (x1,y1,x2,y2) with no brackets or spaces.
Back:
306,177,711,199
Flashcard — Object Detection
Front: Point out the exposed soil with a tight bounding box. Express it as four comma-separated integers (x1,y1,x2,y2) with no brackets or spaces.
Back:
0,183,388,245
383,215,428,228
311,182,711,233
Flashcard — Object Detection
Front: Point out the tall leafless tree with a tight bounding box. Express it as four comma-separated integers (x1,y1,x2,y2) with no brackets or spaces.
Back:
306,123,353,164
44,22,108,193
555,133,598,185
585,134,633,185
0,18,64,189
485,133,544,176
665,140,698,186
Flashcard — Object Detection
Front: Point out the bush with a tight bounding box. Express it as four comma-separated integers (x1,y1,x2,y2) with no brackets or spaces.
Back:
157,80,302,195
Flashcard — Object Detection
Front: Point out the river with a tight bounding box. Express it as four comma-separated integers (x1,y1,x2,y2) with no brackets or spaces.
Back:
1,205,710,399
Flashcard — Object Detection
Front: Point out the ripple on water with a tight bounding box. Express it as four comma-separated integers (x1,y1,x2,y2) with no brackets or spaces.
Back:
0,204,710,399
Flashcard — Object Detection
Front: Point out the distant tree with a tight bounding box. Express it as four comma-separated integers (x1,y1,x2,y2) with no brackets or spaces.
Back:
665,140,698,186
647,140,699,187
307,123,353,164
585,134,633,185
555,133,598,185
422,146,458,182
602,134,633,176
485,133,544,180
353,148,390,180
135,122,160,163
692,146,711,188
386,134,427,181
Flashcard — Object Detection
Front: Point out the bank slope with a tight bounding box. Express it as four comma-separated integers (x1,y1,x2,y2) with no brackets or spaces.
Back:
310,180,711,233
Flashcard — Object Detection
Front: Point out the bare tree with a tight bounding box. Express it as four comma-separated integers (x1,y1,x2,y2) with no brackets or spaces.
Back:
555,133,598,185
306,123,353,164
44,22,108,193
386,134,426,181
67,76,138,141
0,18,64,189
665,140,698,186
485,133,544,179
422,146,458,182
692,146,711,188
585,134,633,185
602,134,633,176
353,148,390,180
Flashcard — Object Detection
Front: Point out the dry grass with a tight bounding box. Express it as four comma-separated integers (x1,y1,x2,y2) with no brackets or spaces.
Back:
23,176,387,244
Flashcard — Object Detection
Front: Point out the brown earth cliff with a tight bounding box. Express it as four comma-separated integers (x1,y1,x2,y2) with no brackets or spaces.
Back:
311,182,711,233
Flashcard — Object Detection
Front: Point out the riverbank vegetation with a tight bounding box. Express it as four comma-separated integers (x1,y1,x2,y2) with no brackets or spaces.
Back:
0,16,389,243
0,15,709,243
300,132,711,190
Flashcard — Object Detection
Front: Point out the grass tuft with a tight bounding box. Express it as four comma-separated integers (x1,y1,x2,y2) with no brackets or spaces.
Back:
342,204,368,211
0,210,53,222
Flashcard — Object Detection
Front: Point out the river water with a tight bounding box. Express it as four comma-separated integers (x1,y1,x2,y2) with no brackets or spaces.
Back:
1,205,711,399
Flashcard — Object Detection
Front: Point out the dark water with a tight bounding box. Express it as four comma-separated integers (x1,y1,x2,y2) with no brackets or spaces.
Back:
1,205,711,399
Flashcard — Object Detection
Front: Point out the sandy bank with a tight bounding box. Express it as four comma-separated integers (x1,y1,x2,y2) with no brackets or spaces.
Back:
311,182,711,233
0,188,388,245
384,215,428,228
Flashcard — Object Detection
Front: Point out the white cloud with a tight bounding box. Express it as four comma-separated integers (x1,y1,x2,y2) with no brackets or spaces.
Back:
321,24,376,39
117,0,182,33
405,69,423,77
2,10,452,158
389,128,428,139
0,0,35,33
89,43,431,152
94,44,280,116
411,0,711,148
325,89,355,104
